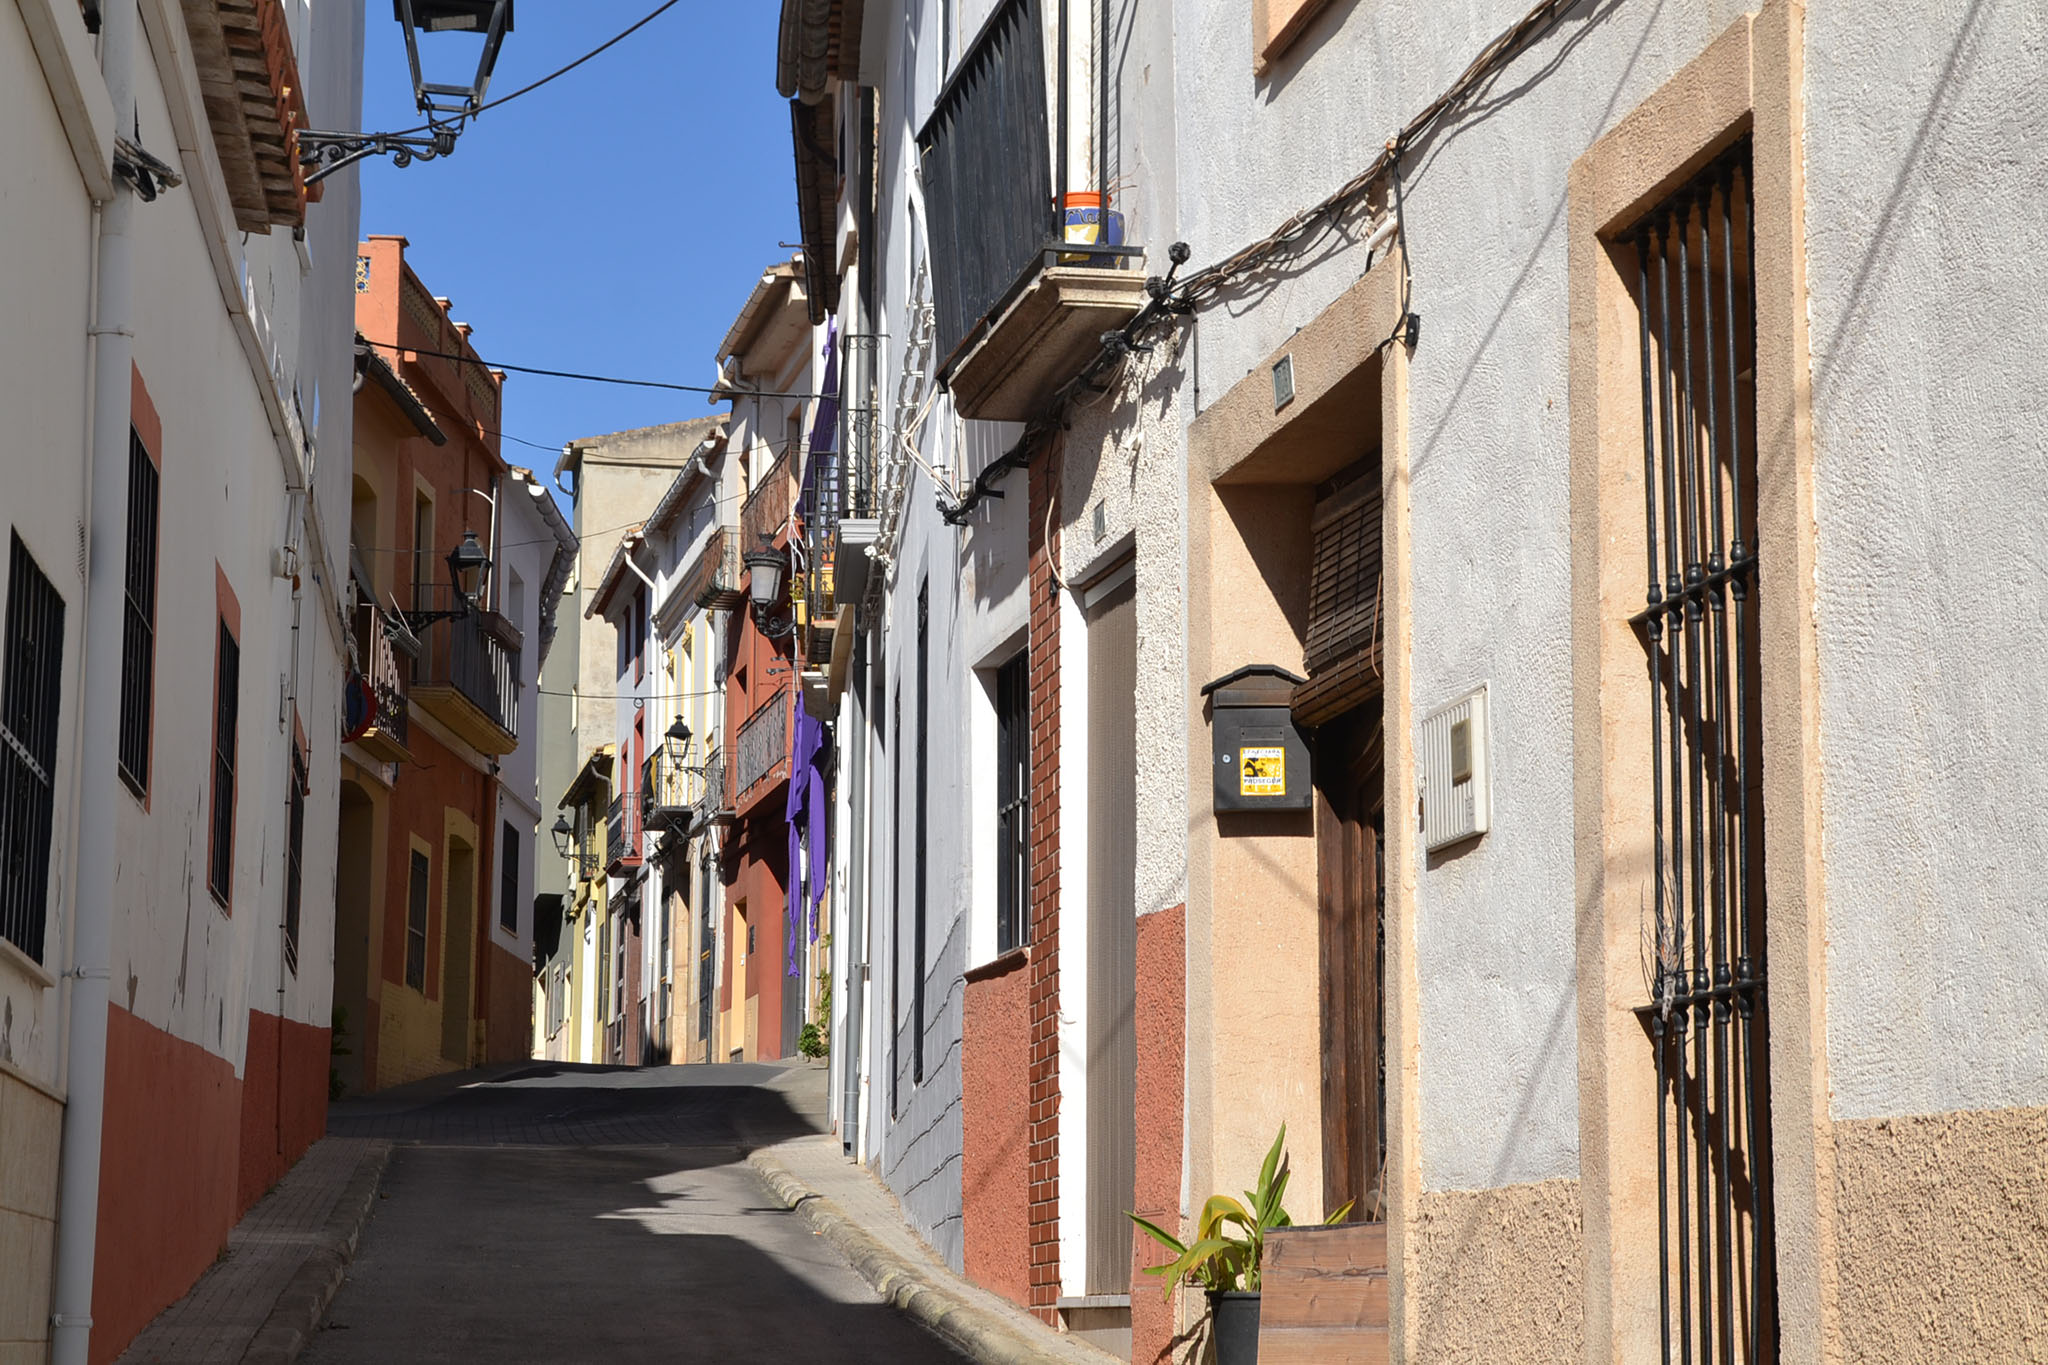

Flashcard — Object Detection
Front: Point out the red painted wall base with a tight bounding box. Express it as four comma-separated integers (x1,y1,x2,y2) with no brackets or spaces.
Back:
962,950,1035,1308
1131,905,1187,1365
92,1005,329,1365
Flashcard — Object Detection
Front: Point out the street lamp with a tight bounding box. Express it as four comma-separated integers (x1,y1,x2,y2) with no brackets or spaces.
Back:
743,543,797,638
664,717,692,764
390,530,491,635
300,0,514,185
396,0,515,121
550,814,573,859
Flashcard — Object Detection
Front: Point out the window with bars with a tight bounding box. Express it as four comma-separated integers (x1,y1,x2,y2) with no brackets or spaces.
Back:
500,822,519,932
406,850,430,991
119,429,159,797
994,652,1030,955
1627,140,1776,1364
208,620,240,908
1,534,65,963
284,742,306,975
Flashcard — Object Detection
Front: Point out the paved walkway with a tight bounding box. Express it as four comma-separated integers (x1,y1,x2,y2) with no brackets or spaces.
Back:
115,1061,1117,1365
741,1069,1121,1365
117,1138,389,1365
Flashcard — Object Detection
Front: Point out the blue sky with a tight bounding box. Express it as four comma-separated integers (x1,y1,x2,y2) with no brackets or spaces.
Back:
358,4,795,509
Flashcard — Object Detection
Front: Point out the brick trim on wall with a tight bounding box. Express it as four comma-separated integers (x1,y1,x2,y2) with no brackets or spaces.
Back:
1026,441,1063,1316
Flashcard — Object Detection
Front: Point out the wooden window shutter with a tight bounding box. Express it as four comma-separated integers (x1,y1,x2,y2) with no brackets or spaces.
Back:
1295,464,1384,726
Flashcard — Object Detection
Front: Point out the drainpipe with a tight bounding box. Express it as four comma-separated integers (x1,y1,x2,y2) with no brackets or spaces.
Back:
53,0,139,1359
1063,0,1093,210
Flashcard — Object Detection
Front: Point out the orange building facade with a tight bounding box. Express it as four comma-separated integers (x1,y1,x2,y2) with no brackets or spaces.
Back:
335,237,535,1092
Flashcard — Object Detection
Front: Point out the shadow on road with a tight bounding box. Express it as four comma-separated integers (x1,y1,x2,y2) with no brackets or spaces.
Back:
326,1060,828,1149
304,1142,965,1364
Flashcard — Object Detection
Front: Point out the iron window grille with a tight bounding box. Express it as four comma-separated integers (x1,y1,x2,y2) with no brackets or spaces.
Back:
1627,139,1776,1364
406,849,430,991
1,533,66,963
118,429,159,796
500,822,519,932
284,742,306,975
208,621,240,907
994,652,1030,955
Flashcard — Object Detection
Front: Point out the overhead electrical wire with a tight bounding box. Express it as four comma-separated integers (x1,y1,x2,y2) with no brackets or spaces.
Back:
935,0,1589,525
376,341,832,400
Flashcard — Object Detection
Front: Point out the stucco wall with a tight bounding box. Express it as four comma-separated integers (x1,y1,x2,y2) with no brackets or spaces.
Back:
1408,1178,1585,1363
1803,0,2048,1122
1832,1106,2048,1361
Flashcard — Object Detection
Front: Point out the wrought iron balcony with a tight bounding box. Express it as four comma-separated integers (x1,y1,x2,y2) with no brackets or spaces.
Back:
679,525,743,611
409,587,519,756
606,790,643,873
691,753,732,832
642,749,698,834
350,599,412,763
733,689,790,809
741,450,795,552
918,0,1145,420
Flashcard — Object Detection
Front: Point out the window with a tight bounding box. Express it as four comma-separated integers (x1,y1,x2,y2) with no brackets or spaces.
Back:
1628,141,1775,1362
208,619,240,907
118,428,159,796
994,652,1030,954
406,850,430,990
1,533,65,963
500,822,519,933
912,581,929,1083
283,741,307,974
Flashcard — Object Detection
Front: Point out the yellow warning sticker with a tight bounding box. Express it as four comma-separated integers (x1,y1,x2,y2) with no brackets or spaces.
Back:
1240,747,1285,797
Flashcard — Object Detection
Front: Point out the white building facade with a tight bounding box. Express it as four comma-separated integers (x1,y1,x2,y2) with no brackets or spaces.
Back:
1,0,364,1358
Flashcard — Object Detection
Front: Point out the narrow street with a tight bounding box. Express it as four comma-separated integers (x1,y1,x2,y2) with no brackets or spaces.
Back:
301,1064,963,1364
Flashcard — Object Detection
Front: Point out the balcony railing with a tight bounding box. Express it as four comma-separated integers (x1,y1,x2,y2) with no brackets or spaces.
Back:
350,598,411,762
916,0,1146,419
741,451,795,552
841,334,882,521
692,753,732,831
680,526,744,611
642,748,699,833
917,0,1052,362
607,791,643,873
411,588,519,756
733,690,790,806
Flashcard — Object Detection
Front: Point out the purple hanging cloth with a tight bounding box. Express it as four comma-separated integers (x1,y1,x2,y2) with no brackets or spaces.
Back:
794,320,839,521
785,691,830,977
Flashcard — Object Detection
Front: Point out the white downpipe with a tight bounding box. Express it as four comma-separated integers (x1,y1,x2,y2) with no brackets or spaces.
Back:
52,0,139,1358
1064,0,1095,202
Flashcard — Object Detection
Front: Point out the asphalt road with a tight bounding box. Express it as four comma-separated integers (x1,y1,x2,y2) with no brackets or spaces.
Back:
303,1062,964,1364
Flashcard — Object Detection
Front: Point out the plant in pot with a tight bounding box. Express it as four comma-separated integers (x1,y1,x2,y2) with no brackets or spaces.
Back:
1129,1124,1350,1365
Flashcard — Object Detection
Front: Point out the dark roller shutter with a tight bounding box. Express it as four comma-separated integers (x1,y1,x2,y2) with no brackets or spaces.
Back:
1294,462,1384,725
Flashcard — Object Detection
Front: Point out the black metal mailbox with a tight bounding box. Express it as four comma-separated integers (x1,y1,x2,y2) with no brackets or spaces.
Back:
1201,665,1312,813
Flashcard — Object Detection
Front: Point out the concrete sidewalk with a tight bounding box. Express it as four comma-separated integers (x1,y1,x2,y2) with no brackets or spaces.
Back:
116,1138,390,1365
741,1066,1121,1365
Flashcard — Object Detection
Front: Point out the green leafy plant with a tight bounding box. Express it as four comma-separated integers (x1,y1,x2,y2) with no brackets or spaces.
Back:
1128,1124,1352,1298
798,1020,827,1059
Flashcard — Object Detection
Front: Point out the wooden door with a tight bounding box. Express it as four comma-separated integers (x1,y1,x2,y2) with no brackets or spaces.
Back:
1315,705,1385,1222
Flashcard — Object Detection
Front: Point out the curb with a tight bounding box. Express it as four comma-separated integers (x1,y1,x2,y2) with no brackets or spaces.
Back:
240,1141,392,1365
747,1149,1073,1365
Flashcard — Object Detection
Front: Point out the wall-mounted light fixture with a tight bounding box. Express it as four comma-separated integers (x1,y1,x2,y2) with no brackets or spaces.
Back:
663,716,693,764
743,543,797,638
390,530,490,636
550,813,573,859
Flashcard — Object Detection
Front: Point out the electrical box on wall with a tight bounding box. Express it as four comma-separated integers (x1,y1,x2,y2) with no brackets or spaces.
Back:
1420,685,1490,851
1202,665,1312,813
